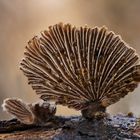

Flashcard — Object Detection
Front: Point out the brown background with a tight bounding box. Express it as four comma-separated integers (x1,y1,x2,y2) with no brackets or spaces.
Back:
0,0,140,119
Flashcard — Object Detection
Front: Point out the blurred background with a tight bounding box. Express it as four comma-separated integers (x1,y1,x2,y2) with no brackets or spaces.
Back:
0,0,140,120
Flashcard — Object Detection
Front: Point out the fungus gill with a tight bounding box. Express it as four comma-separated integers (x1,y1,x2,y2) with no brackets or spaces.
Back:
2,23,140,123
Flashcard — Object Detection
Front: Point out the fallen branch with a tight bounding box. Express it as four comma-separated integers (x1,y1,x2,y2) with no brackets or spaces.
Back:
0,114,140,140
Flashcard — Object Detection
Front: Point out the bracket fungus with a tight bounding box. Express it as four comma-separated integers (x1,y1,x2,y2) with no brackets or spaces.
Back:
2,23,140,124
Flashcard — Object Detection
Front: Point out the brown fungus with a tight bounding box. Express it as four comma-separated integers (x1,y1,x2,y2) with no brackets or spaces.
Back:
2,98,56,125
2,23,140,123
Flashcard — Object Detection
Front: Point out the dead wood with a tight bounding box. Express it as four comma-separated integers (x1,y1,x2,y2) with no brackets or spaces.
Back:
0,115,140,140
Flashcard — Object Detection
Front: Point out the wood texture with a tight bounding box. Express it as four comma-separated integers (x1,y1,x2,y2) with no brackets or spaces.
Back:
0,115,140,140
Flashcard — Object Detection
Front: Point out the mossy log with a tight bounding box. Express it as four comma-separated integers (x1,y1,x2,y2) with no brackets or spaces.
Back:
0,115,140,140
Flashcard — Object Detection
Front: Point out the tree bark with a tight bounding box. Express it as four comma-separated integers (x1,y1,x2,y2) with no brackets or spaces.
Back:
0,115,140,140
